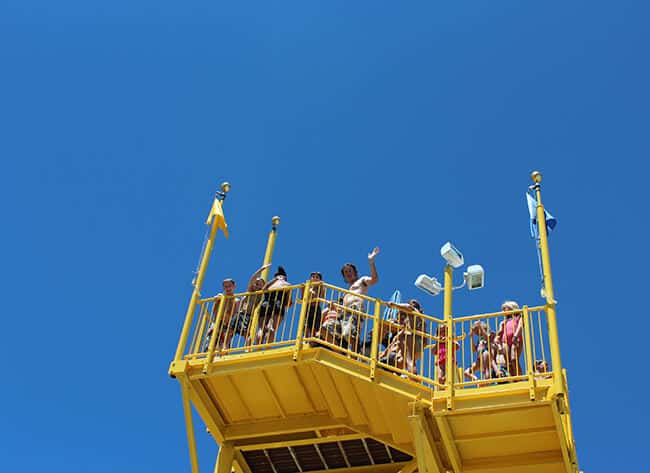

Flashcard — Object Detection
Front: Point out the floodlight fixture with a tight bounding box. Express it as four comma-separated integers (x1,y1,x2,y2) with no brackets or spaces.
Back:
440,242,464,268
415,274,442,296
465,265,485,291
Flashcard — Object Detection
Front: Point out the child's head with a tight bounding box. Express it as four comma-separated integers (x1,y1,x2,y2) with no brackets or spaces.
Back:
501,300,520,317
471,321,488,336
310,271,323,282
535,360,549,373
252,277,265,291
340,263,359,283
437,324,448,337
408,299,422,312
222,278,236,295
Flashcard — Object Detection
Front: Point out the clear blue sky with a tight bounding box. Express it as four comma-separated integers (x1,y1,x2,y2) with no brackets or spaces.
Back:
1,1,647,472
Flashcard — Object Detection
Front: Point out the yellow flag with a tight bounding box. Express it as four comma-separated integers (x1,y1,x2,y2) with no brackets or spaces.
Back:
206,198,229,238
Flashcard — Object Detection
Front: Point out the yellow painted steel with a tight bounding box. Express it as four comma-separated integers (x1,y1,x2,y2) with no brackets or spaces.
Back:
171,175,580,473
443,264,454,410
173,186,230,363
531,171,565,400
247,216,280,344
181,378,201,473
522,305,537,401
293,279,311,360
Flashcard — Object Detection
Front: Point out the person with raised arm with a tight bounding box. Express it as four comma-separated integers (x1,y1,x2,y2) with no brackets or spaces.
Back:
223,263,271,349
339,247,380,351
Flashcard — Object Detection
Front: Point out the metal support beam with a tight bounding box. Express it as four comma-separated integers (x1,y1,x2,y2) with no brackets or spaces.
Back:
398,460,418,473
224,414,346,440
181,380,201,473
408,404,444,473
434,416,462,473
551,400,578,473
233,450,253,473
215,442,235,473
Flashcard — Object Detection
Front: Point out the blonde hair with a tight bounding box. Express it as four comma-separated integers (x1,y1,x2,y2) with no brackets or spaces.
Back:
501,300,520,311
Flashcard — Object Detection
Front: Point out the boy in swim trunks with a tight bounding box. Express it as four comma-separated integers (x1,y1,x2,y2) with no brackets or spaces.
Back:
339,247,380,351
205,278,239,352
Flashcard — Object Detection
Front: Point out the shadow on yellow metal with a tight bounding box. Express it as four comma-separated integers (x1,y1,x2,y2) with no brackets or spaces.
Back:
171,336,578,473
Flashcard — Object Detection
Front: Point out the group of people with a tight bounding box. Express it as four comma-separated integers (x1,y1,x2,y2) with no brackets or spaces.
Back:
205,247,380,350
203,248,550,386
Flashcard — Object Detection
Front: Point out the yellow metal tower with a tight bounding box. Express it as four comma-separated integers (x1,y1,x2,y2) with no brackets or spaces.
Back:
169,173,580,473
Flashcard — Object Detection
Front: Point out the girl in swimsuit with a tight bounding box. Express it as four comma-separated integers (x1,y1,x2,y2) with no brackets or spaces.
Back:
496,301,524,377
431,324,460,385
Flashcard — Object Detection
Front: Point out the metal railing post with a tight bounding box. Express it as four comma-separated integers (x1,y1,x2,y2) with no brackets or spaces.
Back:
248,216,280,345
369,299,381,379
522,306,536,400
293,281,311,361
203,296,227,374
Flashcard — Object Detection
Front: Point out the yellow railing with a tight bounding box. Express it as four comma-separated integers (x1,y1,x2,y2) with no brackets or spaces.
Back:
182,280,554,394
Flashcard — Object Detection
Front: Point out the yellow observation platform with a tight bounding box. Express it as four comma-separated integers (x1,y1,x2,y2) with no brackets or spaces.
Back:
169,174,580,473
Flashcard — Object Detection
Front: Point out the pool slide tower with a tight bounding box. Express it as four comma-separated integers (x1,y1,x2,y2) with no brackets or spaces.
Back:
169,172,581,473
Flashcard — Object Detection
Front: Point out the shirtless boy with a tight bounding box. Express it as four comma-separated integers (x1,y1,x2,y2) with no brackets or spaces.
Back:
339,247,380,350
206,278,239,352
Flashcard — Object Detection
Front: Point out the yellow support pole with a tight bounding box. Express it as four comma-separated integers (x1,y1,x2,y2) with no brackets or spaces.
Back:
369,299,381,379
181,379,201,473
214,441,234,473
248,216,280,344
531,171,565,399
173,183,231,364
522,305,536,400
293,280,311,360
443,265,454,410
203,296,227,374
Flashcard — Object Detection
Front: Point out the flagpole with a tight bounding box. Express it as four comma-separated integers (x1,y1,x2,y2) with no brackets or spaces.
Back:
172,182,231,364
530,171,565,400
247,216,280,345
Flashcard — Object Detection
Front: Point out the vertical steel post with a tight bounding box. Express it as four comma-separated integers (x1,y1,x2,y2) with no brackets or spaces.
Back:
522,306,536,400
443,265,454,409
203,297,227,374
294,280,311,360
531,171,565,398
369,299,382,379
181,379,201,473
174,184,230,363
248,216,280,345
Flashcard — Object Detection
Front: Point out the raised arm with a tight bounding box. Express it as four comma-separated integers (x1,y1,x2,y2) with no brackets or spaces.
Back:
248,263,271,291
367,246,380,286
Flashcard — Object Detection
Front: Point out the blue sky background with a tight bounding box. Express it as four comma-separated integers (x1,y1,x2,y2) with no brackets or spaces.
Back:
1,1,648,472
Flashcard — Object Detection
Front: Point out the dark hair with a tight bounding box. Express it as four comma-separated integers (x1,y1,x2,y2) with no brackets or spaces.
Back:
310,271,322,280
222,278,235,286
275,266,287,278
408,299,422,312
340,263,358,280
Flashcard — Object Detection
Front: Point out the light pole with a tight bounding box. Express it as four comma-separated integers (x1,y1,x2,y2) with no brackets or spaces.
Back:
415,242,484,409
